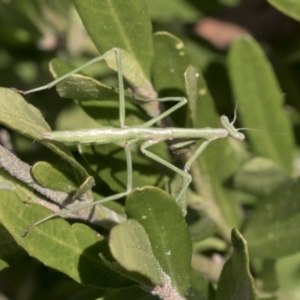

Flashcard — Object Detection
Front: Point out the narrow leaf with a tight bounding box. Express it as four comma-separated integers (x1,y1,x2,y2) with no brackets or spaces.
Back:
228,36,295,173
268,0,300,21
185,66,242,233
73,0,154,91
215,229,256,300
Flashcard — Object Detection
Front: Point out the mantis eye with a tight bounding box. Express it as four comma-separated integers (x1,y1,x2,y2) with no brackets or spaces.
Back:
236,132,245,141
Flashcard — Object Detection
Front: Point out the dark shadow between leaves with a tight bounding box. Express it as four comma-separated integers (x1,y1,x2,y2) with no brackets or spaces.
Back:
77,237,135,289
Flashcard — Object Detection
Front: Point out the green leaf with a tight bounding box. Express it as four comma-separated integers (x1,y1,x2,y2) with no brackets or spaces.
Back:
50,57,77,77
109,219,165,286
32,162,79,192
244,178,300,259
185,66,242,233
73,0,154,91
125,187,192,295
0,87,88,178
0,88,51,137
228,36,295,174
56,73,122,101
0,190,133,289
267,0,300,21
153,32,190,94
31,162,95,204
234,157,289,197
215,229,256,300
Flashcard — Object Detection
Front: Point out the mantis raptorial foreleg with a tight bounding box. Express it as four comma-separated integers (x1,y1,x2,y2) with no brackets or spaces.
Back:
15,47,245,236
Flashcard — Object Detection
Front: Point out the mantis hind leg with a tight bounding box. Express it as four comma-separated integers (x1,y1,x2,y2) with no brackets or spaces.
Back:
13,48,127,128
22,142,133,237
140,138,214,215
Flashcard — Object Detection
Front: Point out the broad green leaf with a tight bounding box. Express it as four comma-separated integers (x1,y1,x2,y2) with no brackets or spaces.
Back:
0,87,88,178
244,178,300,259
56,73,122,101
0,88,51,136
109,219,165,286
0,190,133,288
50,58,123,102
234,157,289,197
215,229,256,300
153,32,190,94
185,66,242,233
50,57,77,77
228,36,295,174
31,162,95,204
268,0,300,21
73,0,154,91
32,162,79,192
125,187,192,295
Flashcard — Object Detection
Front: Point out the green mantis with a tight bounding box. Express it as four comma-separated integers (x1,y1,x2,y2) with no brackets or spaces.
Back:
16,48,245,236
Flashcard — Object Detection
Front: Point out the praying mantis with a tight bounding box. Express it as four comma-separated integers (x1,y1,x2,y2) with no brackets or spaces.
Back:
15,48,245,236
